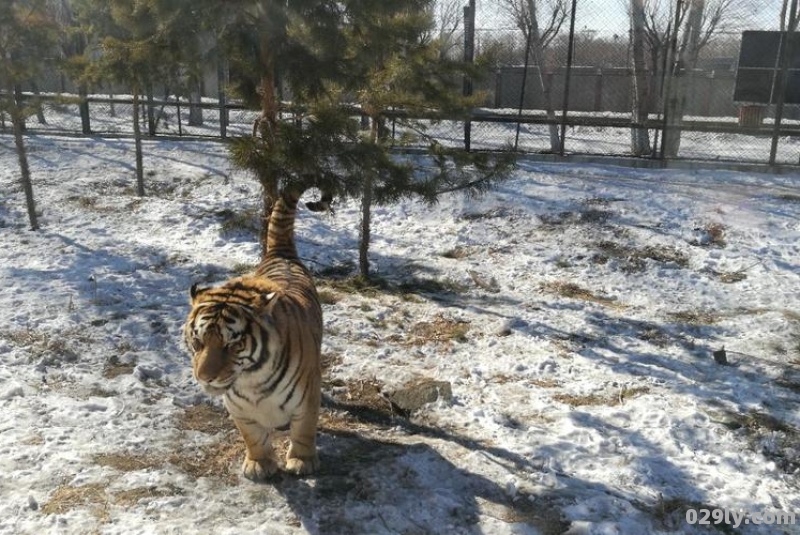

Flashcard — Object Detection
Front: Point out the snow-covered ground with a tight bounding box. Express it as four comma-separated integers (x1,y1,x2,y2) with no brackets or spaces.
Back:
1,135,800,534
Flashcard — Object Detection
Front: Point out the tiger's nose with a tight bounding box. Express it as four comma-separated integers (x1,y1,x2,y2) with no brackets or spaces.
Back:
194,352,226,384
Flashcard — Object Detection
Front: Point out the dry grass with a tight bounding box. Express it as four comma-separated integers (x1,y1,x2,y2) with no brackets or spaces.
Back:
667,310,718,325
218,207,260,237
638,327,672,348
319,408,372,433
102,356,136,379
653,496,734,534
539,208,614,227
324,377,402,426
176,404,232,435
0,327,82,362
492,495,569,535
168,431,244,485
713,409,800,474
703,222,727,248
112,484,184,507
398,277,469,296
318,274,467,300
93,453,164,472
531,378,560,388
321,350,343,373
317,288,341,305
66,195,118,214
541,281,625,309
553,386,649,407
22,434,44,446
441,246,473,259
318,275,387,297
42,482,109,522
593,241,689,272
408,315,470,345
715,270,748,283
460,207,513,221
337,378,389,410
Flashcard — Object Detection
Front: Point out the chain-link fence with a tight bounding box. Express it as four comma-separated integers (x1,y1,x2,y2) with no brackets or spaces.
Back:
2,1,797,167
0,94,260,139
465,0,792,165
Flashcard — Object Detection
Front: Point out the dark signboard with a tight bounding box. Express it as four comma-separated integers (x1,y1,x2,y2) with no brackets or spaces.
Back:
734,31,800,104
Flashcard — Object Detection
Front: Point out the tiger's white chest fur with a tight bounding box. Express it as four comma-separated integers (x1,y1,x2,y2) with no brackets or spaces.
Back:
222,359,305,430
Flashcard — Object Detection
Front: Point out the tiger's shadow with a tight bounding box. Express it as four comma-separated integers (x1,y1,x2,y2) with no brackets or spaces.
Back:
246,396,571,534
268,428,567,535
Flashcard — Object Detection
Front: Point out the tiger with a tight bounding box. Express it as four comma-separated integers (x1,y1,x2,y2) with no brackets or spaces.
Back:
183,188,328,480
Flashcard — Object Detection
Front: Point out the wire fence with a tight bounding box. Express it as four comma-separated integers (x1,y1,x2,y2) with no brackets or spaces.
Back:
2,0,798,167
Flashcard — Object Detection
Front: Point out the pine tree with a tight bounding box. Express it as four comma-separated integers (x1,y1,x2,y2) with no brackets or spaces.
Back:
228,0,514,275
201,0,350,256
0,0,61,230
74,0,202,195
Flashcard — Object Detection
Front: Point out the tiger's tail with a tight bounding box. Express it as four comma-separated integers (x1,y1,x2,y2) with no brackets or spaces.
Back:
266,189,331,260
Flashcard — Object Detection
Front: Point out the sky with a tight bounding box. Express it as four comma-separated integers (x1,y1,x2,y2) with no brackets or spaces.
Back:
475,0,782,38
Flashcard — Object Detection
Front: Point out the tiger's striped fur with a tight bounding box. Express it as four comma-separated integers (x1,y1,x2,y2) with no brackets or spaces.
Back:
183,190,324,480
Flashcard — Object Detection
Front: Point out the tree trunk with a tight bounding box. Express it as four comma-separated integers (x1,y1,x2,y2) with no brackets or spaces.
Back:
188,75,204,126
11,98,39,230
630,0,651,155
359,117,380,279
664,0,704,158
359,172,373,279
132,88,145,196
256,42,281,259
781,0,789,31
257,68,280,259
530,39,559,152
30,82,46,124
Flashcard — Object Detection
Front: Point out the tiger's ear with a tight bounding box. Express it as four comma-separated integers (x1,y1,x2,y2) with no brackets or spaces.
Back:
256,291,278,312
190,283,208,303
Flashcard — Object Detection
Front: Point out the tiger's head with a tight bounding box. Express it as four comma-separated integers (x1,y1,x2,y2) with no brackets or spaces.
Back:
183,283,281,396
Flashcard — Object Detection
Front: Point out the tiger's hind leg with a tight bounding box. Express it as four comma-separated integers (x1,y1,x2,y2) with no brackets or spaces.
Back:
233,417,279,481
285,389,320,475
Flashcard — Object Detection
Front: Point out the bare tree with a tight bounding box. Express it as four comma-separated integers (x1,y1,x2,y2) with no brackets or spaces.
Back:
433,0,463,60
501,0,568,152
662,0,744,157
627,0,751,157
630,0,652,155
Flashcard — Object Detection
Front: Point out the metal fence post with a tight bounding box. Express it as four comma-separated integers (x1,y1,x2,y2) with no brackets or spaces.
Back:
463,0,476,152
559,0,578,156
770,0,799,166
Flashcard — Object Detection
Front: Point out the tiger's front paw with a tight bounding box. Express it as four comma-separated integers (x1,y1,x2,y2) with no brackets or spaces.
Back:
242,456,279,481
285,454,319,476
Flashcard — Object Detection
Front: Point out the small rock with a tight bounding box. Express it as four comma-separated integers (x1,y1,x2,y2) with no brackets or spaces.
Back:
133,365,163,382
27,496,39,511
387,380,453,413
713,348,727,365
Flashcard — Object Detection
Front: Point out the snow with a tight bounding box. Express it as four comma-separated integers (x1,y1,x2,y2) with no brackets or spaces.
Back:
2,134,800,534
